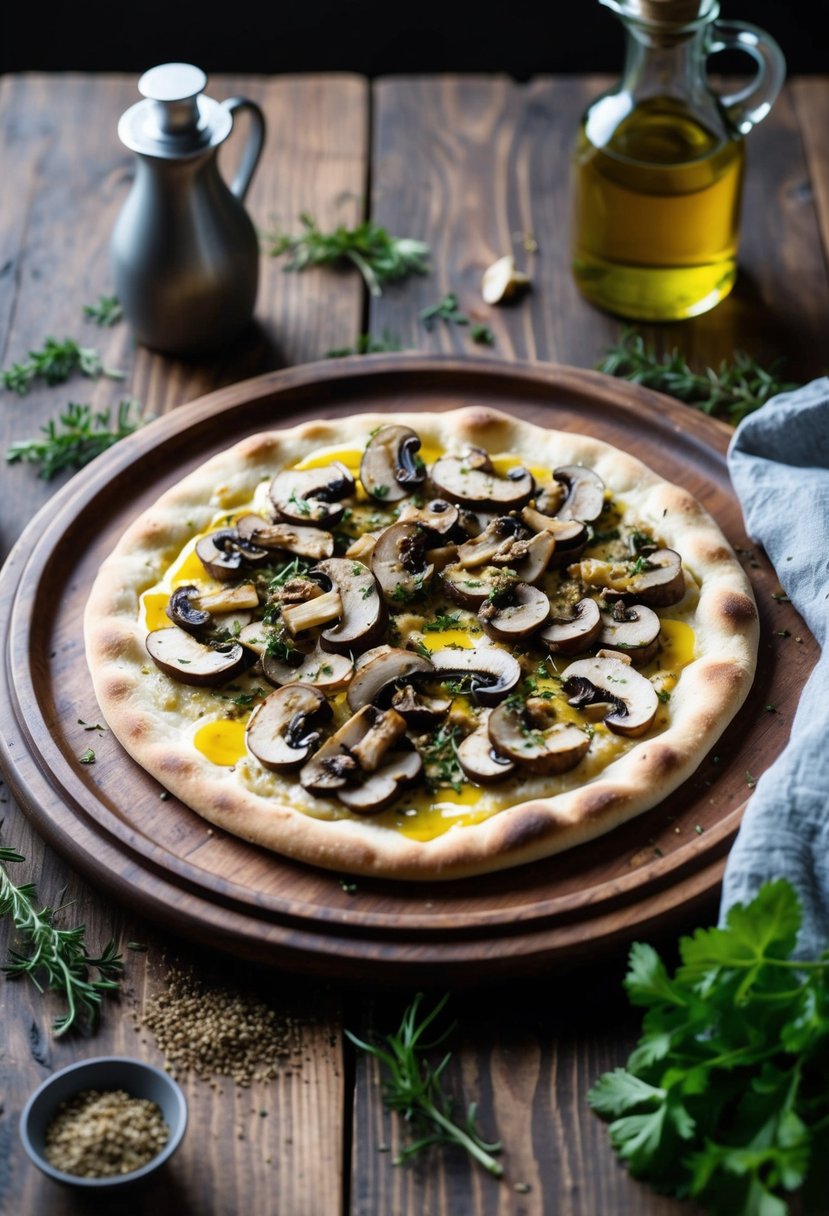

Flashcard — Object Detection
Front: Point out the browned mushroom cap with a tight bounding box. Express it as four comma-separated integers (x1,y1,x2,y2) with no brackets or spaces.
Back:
166,584,211,633
430,645,521,705
299,705,407,794
514,531,556,584
371,522,434,604
360,425,425,503
456,709,517,784
442,563,519,609
269,463,355,528
389,685,451,729
537,598,602,655
572,548,685,608
457,515,532,568
562,655,658,737
195,529,267,580
478,581,550,642
245,683,332,772
397,498,460,536
260,640,353,692
313,557,388,655
236,515,334,560
337,749,423,814
488,702,590,774
347,646,434,711
599,603,661,665
146,626,254,686
521,506,588,561
430,449,535,511
553,466,605,523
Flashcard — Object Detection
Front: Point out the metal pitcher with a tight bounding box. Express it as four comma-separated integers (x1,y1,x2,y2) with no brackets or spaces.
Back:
112,63,265,356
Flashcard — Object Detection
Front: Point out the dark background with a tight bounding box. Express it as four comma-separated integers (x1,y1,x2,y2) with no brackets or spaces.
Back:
2,0,828,77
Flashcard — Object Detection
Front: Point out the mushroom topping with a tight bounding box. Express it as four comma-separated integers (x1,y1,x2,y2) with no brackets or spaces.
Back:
195,529,267,580
442,562,519,610
346,646,434,711
359,425,426,503
261,641,353,692
197,582,260,614
313,557,388,655
570,548,685,608
481,254,531,305
478,581,549,642
430,449,534,511
553,466,606,523
456,709,516,784
166,584,211,633
430,645,521,705
337,750,423,814
599,602,661,665
389,685,451,730
457,515,532,568
562,655,658,737
487,701,590,775
281,587,343,636
269,463,354,528
514,531,556,585
299,705,407,795
146,626,253,686
371,522,434,604
521,506,588,560
537,598,602,655
245,683,331,772
397,498,460,537
236,515,334,560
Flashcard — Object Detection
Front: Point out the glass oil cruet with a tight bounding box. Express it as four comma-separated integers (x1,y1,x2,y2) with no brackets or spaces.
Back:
570,0,785,321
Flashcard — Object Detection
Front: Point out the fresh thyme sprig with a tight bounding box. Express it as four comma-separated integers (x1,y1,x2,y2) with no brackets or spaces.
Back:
6,399,147,480
83,294,123,327
264,212,430,297
346,993,503,1176
0,846,123,1035
1,337,125,395
598,328,799,426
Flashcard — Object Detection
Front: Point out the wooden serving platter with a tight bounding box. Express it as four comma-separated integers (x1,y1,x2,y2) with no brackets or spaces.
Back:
0,356,816,981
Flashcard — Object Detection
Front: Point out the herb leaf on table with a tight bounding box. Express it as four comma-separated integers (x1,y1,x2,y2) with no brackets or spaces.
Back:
589,880,829,1215
83,294,123,327
419,292,469,331
0,846,123,1035
597,328,799,425
346,992,503,1176
6,399,148,479
1,337,125,395
264,212,430,297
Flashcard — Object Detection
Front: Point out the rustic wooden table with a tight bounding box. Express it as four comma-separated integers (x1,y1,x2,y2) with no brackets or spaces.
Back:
1,71,827,1216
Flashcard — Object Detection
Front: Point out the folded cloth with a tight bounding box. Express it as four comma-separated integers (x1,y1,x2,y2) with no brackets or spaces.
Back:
719,377,829,957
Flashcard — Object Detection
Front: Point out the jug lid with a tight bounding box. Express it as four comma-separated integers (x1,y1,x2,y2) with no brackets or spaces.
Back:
117,62,232,158
604,0,717,27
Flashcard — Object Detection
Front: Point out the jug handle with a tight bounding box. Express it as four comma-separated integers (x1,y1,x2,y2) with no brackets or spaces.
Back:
708,21,786,136
223,97,266,201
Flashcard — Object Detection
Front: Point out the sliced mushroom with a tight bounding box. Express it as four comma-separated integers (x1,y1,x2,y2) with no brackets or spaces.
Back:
269,463,355,528
521,506,589,561
346,646,434,711
537,598,602,655
456,710,517,784
389,685,451,730
371,522,434,604
236,514,334,559
146,626,253,686
166,584,211,633
478,582,550,641
553,466,606,523
488,702,590,775
599,603,661,665
299,705,406,794
195,529,267,580
196,582,260,614
397,498,460,537
313,557,388,655
430,449,534,511
430,645,520,705
281,587,343,636
442,562,518,609
261,641,353,692
562,655,658,737
336,750,423,814
457,515,532,568
515,531,556,584
570,548,685,608
359,425,425,503
349,706,407,772
245,683,331,772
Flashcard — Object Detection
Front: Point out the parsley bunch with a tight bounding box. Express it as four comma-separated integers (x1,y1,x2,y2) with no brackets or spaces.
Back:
589,880,829,1215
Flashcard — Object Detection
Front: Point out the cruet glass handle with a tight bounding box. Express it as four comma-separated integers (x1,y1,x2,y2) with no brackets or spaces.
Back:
708,21,786,136
223,97,266,201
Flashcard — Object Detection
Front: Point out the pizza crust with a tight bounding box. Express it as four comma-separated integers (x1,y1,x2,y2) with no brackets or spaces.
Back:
83,406,758,880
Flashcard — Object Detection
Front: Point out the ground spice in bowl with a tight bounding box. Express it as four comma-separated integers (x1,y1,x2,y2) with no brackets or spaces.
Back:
43,1088,170,1178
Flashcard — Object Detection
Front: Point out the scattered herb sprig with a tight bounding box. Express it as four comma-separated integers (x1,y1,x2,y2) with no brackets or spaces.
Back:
589,879,829,1215
265,213,430,297
346,993,502,1176
1,337,125,395
6,399,147,480
0,846,123,1035
326,331,403,358
83,295,123,327
419,293,469,331
598,328,799,425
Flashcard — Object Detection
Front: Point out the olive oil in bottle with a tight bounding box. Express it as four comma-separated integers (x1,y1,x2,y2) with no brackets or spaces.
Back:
571,0,785,322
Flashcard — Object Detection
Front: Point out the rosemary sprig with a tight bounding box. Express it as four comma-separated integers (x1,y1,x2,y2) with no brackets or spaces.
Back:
346,993,503,1176
1,337,125,395
597,327,799,426
0,847,123,1035
6,399,147,480
264,212,430,297
419,292,469,331
83,294,123,327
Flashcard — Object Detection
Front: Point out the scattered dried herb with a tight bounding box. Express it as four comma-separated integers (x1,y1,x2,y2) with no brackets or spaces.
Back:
44,1089,168,1177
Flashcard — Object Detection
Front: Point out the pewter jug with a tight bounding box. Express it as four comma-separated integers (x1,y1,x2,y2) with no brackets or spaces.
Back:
112,63,265,356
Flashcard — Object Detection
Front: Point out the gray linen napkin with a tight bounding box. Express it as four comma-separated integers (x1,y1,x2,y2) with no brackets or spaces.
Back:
719,377,829,957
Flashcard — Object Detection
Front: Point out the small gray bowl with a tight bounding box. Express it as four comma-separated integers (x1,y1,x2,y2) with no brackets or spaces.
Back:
20,1056,187,1190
